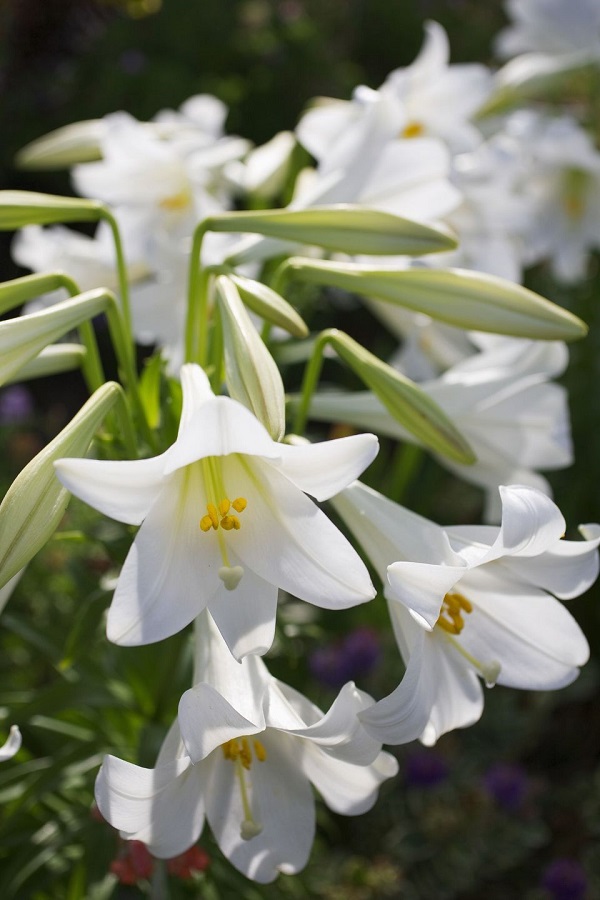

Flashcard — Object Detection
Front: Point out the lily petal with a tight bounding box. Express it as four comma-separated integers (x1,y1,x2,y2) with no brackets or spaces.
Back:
95,754,205,859
205,734,315,884
463,582,589,689
164,394,280,475
179,684,264,763
208,559,279,660
277,434,379,501
386,560,468,629
0,725,21,761
107,467,220,645
300,743,398,815
54,454,168,525
232,457,375,608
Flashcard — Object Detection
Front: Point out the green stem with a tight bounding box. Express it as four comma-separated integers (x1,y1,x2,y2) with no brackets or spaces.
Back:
269,258,293,298
388,442,423,504
113,385,139,458
102,295,156,450
292,328,337,434
185,222,209,364
100,208,133,341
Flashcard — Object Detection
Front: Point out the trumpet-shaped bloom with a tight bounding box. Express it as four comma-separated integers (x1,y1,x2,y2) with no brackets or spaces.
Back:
95,613,398,883
333,482,600,745
55,365,378,657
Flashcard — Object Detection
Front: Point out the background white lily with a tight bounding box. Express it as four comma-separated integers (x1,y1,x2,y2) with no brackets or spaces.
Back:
55,364,378,657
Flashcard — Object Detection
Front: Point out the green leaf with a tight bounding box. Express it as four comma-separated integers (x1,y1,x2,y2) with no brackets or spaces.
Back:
0,382,124,588
285,259,587,341
207,205,457,257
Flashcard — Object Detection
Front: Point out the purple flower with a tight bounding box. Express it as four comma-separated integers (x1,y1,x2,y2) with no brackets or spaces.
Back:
483,762,529,812
541,858,588,900
309,626,380,688
0,385,33,424
404,749,449,789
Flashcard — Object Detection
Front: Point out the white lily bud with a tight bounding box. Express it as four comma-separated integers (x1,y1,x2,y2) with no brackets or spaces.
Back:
216,276,286,441
327,330,475,465
0,190,103,230
0,382,124,589
0,290,109,387
205,205,457,257
229,274,308,338
15,120,105,170
284,258,587,341
10,344,87,382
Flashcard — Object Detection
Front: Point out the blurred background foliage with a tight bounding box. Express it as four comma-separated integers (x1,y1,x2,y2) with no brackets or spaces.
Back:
0,1,599,898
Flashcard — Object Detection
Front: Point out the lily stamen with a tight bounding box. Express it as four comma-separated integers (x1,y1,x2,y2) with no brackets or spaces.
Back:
221,737,267,841
435,590,472,634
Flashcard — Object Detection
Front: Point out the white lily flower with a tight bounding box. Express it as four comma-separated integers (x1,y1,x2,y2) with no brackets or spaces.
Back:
305,337,572,522
0,726,21,762
333,482,600,746
95,611,397,883
500,111,600,282
379,20,493,153
72,112,249,227
55,364,378,657
495,0,600,60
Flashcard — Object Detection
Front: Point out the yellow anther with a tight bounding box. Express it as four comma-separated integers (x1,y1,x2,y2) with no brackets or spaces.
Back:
207,503,220,529
401,121,425,139
159,191,191,211
240,737,252,770
253,739,267,762
436,616,462,635
436,590,473,635
201,496,247,534
565,195,584,219
221,515,241,531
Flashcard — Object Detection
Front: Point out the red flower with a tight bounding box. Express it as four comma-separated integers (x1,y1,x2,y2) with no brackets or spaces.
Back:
166,845,211,879
110,841,154,885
